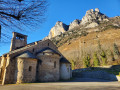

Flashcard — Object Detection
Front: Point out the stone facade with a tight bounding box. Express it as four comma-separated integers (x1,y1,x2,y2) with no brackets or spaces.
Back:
60,63,71,80
15,58,37,83
37,55,60,82
0,32,71,85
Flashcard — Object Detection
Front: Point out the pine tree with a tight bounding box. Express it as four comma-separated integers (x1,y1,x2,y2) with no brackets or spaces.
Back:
93,52,100,67
70,59,76,70
100,50,107,66
83,54,91,68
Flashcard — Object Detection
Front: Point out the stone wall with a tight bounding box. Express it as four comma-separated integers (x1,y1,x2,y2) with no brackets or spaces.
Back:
15,58,37,83
73,71,118,81
37,54,60,82
60,63,71,80
2,56,15,84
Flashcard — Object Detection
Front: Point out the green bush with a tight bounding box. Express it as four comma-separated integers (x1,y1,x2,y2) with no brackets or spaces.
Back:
70,60,76,70
100,50,107,65
83,54,91,68
93,52,100,67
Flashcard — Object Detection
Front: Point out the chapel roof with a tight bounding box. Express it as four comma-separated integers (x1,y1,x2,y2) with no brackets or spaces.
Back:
3,39,50,56
15,51,37,59
36,47,61,55
60,57,70,63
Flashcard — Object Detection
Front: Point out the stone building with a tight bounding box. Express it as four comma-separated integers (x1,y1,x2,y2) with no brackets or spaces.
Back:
0,32,72,85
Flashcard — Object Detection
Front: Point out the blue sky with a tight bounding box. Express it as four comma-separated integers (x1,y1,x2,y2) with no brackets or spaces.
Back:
0,0,120,55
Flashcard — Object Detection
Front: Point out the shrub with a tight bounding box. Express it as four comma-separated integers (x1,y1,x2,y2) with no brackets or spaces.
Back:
83,54,91,68
70,59,76,70
100,50,107,66
93,52,100,67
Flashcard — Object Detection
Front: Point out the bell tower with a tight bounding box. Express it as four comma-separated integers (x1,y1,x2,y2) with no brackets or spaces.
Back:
10,32,27,51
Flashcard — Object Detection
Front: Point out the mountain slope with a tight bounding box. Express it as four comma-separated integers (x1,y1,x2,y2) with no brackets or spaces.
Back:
45,8,120,69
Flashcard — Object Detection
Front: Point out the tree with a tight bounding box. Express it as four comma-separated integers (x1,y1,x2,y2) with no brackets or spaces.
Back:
93,52,100,67
83,54,91,68
70,59,76,70
0,0,48,42
100,50,107,66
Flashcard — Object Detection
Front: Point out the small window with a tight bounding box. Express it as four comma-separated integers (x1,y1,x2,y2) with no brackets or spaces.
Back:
54,61,56,68
48,43,49,46
29,66,32,71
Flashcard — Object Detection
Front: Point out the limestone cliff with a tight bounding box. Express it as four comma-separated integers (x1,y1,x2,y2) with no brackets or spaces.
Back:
81,8,109,26
69,19,81,30
45,8,110,39
46,21,69,39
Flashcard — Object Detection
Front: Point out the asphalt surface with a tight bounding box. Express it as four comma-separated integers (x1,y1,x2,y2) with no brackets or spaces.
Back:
0,78,120,90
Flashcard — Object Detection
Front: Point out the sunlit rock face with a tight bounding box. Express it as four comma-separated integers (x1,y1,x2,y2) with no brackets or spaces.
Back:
69,19,81,30
85,22,99,28
44,8,110,40
48,21,69,39
80,8,109,25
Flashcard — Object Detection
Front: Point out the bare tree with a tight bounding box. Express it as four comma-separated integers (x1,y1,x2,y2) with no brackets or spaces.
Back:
0,0,48,42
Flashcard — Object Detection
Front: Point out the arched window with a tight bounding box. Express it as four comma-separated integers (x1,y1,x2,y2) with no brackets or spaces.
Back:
29,66,32,71
54,61,56,68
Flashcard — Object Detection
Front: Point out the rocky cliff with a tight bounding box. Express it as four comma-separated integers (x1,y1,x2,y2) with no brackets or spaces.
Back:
69,19,81,30
81,8,109,25
45,21,69,39
45,8,110,39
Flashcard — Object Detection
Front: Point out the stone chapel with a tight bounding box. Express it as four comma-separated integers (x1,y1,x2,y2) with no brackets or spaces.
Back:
0,32,72,85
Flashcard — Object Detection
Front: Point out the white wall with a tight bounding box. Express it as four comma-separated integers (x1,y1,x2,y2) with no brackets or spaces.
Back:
60,63,71,80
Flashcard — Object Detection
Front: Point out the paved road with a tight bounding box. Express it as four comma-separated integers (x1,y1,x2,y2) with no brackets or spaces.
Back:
0,78,120,90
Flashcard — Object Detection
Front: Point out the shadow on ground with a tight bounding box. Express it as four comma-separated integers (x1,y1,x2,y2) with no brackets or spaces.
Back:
66,78,117,82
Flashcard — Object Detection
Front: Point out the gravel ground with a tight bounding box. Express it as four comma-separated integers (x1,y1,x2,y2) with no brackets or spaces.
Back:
0,78,120,90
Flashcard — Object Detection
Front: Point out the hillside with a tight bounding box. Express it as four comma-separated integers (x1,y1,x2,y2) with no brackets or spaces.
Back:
45,8,120,69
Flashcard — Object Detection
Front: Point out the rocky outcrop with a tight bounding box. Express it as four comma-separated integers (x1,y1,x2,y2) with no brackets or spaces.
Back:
85,22,98,28
44,8,110,40
69,19,81,30
47,21,69,39
81,8,109,25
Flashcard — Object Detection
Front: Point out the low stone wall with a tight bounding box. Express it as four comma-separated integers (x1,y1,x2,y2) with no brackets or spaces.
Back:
73,71,120,81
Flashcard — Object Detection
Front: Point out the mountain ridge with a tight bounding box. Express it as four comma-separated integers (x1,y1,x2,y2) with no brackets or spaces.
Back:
44,8,111,40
